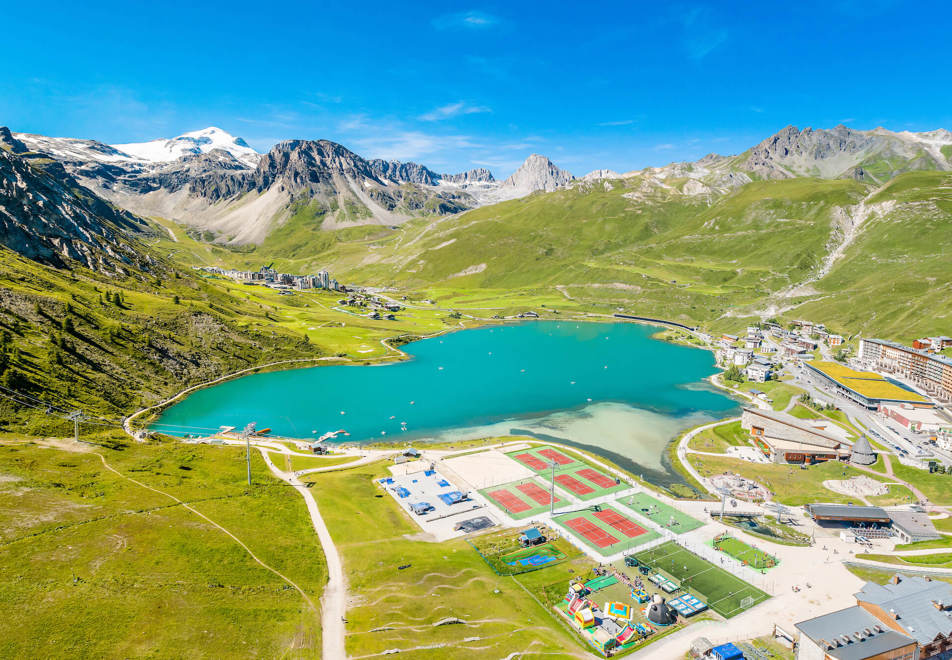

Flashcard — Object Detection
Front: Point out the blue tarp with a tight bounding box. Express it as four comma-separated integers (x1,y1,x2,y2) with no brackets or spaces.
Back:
437,479,450,488
424,469,436,476
394,487,410,498
379,477,394,485
711,642,744,660
439,491,465,505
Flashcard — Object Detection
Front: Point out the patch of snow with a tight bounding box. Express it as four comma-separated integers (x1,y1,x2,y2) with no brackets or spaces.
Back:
112,127,260,166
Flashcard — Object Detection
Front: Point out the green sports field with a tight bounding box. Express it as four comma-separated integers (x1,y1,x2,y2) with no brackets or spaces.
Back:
506,445,584,472
553,505,660,556
712,534,779,570
479,478,561,520
634,542,770,618
506,446,629,501
618,492,703,533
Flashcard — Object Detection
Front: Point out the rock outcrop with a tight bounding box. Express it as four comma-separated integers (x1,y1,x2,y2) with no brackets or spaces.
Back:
503,154,574,194
0,128,151,271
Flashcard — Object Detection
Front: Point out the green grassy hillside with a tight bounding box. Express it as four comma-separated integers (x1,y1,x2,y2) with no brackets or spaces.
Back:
0,248,323,433
144,169,951,343
0,433,326,657
0,243,470,434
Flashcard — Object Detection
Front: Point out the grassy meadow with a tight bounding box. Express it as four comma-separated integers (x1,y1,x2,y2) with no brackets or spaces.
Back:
0,434,326,658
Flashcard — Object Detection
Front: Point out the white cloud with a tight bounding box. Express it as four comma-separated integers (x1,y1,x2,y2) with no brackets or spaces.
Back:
653,143,676,150
598,119,635,127
419,101,491,121
680,6,728,60
352,131,478,162
432,10,500,30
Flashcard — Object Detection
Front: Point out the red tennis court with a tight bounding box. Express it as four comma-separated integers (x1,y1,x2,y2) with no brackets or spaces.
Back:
594,509,646,538
578,468,617,489
539,448,573,465
555,474,595,495
513,452,547,470
517,482,560,505
487,489,530,513
564,516,619,548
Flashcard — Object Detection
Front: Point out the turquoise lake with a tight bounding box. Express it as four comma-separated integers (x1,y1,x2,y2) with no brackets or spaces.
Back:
154,321,740,484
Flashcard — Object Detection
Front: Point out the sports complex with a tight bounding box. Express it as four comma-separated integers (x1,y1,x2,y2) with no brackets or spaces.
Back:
376,439,775,656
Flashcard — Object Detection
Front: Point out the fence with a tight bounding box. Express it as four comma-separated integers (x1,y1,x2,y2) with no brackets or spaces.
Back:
675,536,773,592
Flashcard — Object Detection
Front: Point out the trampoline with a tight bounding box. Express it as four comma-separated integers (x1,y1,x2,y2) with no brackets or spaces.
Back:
603,601,633,621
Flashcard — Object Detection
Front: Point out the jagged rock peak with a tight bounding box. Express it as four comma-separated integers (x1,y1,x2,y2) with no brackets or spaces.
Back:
368,159,440,185
504,154,574,193
0,126,28,154
0,146,149,271
581,169,622,181
251,139,380,191
441,168,495,184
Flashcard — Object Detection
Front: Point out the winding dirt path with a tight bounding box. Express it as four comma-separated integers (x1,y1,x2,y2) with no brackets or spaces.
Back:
93,451,318,612
257,448,347,660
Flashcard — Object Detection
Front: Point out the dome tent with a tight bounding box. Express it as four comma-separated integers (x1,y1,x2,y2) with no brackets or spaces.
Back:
850,435,876,466
646,594,678,625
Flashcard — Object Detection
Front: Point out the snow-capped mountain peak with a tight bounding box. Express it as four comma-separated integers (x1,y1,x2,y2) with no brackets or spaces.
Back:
111,127,260,166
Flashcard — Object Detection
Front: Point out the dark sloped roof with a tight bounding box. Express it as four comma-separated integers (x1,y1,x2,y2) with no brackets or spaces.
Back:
796,606,914,660
855,576,952,644
850,436,876,465
807,504,890,521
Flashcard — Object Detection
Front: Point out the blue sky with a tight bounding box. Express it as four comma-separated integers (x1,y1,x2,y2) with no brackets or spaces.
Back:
2,0,951,176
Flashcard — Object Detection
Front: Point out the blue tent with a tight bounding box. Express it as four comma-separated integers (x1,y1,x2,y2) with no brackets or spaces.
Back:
710,642,744,660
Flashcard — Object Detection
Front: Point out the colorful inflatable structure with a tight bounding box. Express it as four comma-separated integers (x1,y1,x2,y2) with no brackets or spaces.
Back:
603,601,633,622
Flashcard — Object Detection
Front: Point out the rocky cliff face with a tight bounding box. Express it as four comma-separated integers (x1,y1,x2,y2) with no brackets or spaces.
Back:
503,154,574,194
0,127,151,272
739,124,952,181
368,159,440,185
440,167,495,184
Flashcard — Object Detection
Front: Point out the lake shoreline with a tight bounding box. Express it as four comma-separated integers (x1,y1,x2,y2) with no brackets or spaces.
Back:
148,320,740,491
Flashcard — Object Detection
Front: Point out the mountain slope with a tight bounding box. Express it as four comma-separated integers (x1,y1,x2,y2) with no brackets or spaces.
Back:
112,126,260,166
503,154,574,194
16,127,576,244
1,127,152,272
0,133,323,430
735,125,952,182
295,165,951,341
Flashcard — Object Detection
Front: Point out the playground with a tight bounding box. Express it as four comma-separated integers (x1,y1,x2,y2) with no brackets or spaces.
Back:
556,565,690,656
470,526,577,575
617,492,703,534
554,505,661,556
632,541,769,618
501,543,567,569
711,534,779,570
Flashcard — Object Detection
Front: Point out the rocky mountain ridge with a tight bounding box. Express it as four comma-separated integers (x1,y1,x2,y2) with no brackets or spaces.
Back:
11,123,952,248
0,127,152,272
